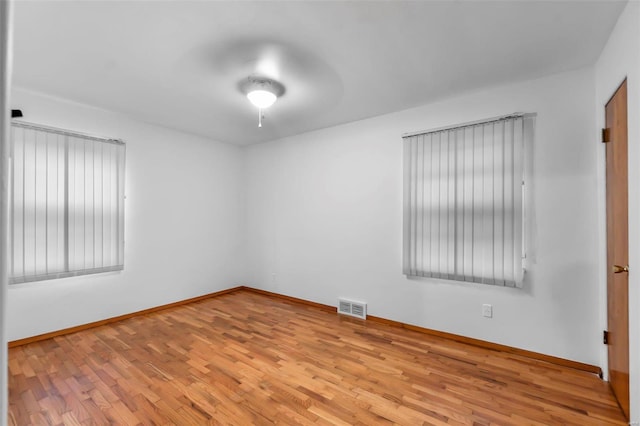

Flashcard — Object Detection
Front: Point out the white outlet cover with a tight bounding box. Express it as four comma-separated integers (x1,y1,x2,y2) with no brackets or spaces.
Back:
482,304,493,318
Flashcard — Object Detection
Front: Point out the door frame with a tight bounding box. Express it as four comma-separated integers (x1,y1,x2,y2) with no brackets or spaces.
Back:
0,0,14,421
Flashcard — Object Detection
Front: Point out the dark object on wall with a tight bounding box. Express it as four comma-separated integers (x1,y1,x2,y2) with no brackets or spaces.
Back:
11,109,23,118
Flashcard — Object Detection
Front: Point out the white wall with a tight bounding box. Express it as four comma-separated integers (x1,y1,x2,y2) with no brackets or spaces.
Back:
595,1,640,421
7,88,246,341
245,67,602,366
1,1,13,423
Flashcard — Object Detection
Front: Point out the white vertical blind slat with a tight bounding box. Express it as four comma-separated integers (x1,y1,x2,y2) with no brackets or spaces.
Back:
9,126,15,277
463,127,473,280
69,136,76,271
402,138,411,275
403,115,530,287
117,143,125,266
410,138,418,276
455,128,464,278
430,133,438,276
417,137,422,276
23,130,34,275
503,119,514,284
117,145,126,265
512,117,525,285
447,130,456,278
493,120,505,285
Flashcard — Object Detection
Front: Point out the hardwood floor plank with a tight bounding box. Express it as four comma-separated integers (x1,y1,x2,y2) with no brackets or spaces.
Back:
8,290,627,425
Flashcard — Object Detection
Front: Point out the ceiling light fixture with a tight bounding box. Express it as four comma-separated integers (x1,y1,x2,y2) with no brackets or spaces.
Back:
247,89,277,109
240,77,285,127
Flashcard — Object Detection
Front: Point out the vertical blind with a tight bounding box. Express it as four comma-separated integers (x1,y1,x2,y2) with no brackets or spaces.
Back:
403,114,532,287
9,122,125,284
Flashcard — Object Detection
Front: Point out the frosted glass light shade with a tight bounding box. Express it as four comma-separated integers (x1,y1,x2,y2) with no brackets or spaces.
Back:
247,90,277,109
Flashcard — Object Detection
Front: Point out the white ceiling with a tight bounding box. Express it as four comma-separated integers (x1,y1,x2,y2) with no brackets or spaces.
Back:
12,1,626,145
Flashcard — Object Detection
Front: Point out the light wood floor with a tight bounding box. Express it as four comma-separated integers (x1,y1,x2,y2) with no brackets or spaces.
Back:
8,290,626,425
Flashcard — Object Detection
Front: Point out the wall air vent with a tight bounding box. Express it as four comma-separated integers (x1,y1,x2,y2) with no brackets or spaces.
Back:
338,298,367,320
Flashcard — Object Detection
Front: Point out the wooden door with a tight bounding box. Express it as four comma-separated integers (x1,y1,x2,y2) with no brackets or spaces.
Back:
605,79,629,419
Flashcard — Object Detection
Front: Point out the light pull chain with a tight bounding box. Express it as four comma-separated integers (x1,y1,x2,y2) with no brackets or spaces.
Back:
258,108,263,127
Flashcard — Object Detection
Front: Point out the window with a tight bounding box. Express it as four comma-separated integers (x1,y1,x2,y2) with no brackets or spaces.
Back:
402,114,533,287
9,121,125,284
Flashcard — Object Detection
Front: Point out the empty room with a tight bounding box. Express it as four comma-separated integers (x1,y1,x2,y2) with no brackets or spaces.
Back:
0,0,638,424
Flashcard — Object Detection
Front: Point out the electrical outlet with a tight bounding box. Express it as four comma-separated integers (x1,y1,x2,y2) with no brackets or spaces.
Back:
482,304,493,318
